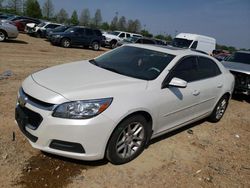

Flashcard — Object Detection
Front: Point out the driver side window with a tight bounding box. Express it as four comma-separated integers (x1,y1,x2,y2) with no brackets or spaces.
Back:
170,56,199,82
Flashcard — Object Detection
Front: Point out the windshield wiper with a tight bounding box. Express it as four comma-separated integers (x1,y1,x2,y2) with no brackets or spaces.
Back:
101,66,123,75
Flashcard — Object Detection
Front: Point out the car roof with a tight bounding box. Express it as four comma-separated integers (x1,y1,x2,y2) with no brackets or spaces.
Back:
124,43,210,57
236,51,250,54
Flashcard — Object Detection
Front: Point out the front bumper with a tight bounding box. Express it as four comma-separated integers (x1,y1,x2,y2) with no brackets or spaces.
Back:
15,90,116,161
230,71,250,95
50,37,62,45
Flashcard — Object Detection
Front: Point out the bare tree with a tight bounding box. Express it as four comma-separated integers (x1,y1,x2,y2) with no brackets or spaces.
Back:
56,8,68,24
93,9,102,27
79,8,90,26
8,0,22,13
117,16,126,31
127,19,141,33
0,0,5,8
42,0,54,19
110,12,118,30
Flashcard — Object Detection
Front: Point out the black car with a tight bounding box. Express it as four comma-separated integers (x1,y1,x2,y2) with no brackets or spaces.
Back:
50,26,103,50
46,25,71,40
117,37,161,46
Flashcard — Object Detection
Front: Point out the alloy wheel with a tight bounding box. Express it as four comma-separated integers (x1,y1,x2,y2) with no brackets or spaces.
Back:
215,98,227,120
0,31,6,41
115,122,145,159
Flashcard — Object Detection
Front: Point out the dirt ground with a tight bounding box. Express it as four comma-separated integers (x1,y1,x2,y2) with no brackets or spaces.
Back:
0,34,249,188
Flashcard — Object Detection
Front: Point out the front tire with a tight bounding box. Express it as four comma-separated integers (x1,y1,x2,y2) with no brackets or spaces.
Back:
208,95,229,122
92,41,100,51
61,38,71,48
106,115,150,165
0,30,7,42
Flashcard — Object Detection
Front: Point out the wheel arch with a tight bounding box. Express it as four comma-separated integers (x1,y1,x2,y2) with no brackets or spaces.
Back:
0,29,8,38
104,110,153,157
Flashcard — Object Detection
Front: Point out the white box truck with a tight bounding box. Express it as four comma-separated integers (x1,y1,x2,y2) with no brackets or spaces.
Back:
171,33,216,55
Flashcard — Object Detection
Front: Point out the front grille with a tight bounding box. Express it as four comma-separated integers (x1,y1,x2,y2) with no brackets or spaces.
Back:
230,71,250,90
20,88,55,111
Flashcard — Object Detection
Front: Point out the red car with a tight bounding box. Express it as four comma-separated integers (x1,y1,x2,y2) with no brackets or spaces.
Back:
12,18,41,32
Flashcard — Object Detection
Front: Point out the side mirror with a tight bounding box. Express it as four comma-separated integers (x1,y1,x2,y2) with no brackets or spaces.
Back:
168,77,187,88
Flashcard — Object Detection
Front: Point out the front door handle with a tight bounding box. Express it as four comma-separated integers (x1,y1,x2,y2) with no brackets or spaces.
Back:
192,90,200,96
217,83,223,88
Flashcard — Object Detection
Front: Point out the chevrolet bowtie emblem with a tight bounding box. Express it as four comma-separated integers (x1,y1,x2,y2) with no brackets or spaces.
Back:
18,95,28,107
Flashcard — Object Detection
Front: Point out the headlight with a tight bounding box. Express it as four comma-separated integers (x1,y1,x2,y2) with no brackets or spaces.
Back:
52,98,113,119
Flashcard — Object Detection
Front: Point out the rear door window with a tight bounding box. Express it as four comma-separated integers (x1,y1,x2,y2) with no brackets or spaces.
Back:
197,57,221,79
85,28,94,36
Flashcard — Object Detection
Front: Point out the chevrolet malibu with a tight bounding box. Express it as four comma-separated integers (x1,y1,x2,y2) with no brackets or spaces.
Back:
16,44,234,164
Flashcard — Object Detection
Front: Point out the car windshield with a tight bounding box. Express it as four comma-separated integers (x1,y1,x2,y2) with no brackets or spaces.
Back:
171,38,193,48
7,16,16,20
37,22,46,27
110,31,120,36
90,46,175,80
64,27,76,33
53,26,68,32
225,52,250,65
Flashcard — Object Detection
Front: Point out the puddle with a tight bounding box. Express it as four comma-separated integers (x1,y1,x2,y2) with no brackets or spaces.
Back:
14,152,107,188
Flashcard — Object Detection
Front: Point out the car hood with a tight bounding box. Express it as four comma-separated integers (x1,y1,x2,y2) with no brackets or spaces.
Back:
222,61,250,75
31,60,147,101
51,32,66,36
26,23,36,28
103,33,120,39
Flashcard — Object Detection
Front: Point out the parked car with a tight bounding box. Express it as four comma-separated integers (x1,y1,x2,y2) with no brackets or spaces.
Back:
103,30,142,48
0,21,18,41
171,33,216,55
16,44,234,164
0,13,16,20
214,53,231,62
46,25,71,40
12,18,41,32
50,26,103,50
26,22,62,37
222,51,250,95
118,37,168,47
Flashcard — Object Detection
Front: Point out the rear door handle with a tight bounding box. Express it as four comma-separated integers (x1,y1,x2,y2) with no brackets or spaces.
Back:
192,90,200,96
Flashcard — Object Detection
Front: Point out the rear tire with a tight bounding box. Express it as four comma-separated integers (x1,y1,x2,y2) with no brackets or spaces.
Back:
61,38,71,48
0,30,7,42
110,40,117,49
106,115,150,165
208,95,229,122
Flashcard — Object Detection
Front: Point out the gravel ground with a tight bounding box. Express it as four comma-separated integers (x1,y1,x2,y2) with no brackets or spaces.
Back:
0,34,249,188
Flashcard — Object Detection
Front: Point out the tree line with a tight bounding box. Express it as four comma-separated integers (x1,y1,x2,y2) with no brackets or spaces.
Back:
0,0,143,33
1,0,249,50
0,0,174,41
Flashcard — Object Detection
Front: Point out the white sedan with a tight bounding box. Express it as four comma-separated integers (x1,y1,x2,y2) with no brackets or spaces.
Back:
16,44,235,164
0,21,18,41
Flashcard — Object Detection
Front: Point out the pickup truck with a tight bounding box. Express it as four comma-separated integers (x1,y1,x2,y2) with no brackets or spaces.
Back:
103,30,142,48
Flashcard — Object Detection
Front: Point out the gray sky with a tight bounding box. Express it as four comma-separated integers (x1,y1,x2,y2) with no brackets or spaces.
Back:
38,0,250,49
